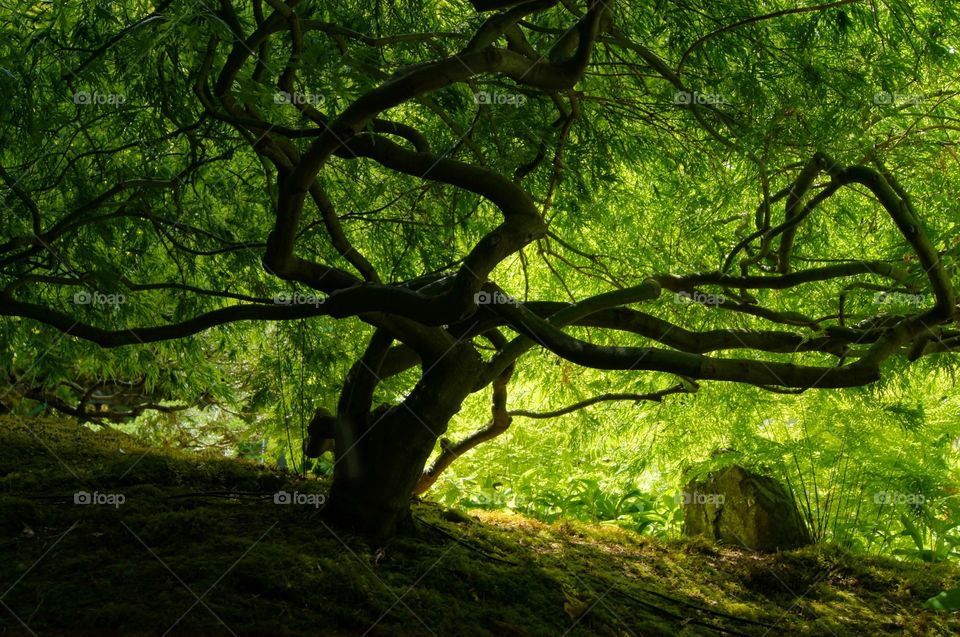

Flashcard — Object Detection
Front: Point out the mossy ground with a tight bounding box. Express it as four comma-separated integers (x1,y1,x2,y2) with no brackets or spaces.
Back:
0,415,957,636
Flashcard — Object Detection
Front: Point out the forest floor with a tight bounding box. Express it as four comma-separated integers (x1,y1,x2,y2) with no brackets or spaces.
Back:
0,415,957,637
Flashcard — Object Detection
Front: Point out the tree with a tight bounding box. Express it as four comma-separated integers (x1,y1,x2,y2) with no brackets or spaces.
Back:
1,0,957,539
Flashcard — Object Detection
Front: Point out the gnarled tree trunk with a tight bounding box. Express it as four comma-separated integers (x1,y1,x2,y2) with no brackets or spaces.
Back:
322,334,482,540
324,406,440,539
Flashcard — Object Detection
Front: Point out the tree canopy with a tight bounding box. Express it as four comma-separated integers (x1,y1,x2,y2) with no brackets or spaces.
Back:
1,0,959,537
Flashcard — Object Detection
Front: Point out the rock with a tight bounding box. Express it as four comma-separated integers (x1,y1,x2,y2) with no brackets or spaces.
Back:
682,465,811,552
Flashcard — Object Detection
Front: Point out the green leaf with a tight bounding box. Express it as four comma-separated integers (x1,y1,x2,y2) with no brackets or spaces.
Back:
924,587,960,612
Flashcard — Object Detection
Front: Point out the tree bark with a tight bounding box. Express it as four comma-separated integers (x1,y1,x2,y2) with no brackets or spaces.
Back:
324,406,436,540
323,343,483,540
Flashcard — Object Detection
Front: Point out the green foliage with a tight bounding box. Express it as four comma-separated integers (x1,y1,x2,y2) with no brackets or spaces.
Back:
434,470,677,535
436,361,960,564
925,587,960,612
1,0,959,564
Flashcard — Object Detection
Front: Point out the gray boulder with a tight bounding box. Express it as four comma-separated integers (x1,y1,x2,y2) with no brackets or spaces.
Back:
681,465,811,552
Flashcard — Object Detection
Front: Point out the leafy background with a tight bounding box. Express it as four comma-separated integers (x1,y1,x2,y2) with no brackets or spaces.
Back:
0,0,958,572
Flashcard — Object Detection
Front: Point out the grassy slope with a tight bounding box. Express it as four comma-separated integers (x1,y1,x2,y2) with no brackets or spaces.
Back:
0,415,957,637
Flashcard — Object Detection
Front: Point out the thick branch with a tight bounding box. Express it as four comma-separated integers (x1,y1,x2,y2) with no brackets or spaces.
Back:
0,298,330,347
482,283,884,389
413,363,515,495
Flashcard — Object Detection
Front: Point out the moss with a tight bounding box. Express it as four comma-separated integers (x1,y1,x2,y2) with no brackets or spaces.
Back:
0,495,38,535
0,415,958,637
107,453,182,486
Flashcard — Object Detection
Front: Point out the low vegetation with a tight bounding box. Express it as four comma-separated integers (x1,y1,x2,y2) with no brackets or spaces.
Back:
1,416,957,636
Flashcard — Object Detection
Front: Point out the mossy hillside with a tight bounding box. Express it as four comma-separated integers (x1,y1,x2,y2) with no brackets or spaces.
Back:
0,416,285,494
0,415,957,636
